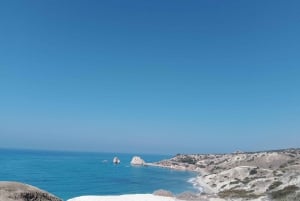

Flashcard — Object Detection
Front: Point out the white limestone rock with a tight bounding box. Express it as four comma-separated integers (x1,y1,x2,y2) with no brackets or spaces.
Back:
113,157,120,164
130,156,145,166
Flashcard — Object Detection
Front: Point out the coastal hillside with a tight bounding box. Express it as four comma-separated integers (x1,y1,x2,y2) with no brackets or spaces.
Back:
154,148,300,201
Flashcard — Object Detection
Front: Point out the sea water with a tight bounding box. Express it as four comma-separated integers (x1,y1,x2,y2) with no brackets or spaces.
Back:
0,149,198,200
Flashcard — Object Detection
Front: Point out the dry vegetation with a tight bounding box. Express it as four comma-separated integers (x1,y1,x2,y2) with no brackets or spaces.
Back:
155,148,300,201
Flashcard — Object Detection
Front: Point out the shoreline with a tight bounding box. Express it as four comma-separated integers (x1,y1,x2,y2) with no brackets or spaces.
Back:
146,162,205,194
150,149,300,200
66,162,208,201
2,148,300,201
146,162,211,194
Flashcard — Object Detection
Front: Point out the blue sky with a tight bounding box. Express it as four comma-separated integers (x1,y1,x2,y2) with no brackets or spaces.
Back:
0,1,299,154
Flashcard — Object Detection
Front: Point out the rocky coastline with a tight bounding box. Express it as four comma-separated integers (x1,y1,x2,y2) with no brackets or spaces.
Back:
152,148,300,201
2,149,300,201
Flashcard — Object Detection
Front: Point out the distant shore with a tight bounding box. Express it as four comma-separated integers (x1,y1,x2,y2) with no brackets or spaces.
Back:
151,148,300,200
1,148,300,201
68,148,300,200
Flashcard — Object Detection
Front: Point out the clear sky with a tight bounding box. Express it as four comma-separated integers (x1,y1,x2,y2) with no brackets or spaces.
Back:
0,1,299,154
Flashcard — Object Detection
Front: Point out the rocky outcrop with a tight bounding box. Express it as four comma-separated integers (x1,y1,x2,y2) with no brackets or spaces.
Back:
153,189,174,197
154,148,300,201
0,181,62,201
113,157,120,164
130,156,145,166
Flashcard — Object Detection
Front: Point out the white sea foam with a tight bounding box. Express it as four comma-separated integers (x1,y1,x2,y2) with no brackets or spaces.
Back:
187,177,203,193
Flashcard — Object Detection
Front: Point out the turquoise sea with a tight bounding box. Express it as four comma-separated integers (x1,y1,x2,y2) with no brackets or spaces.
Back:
0,149,198,200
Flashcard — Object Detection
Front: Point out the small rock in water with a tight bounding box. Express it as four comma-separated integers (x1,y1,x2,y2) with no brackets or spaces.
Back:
113,156,120,164
130,156,145,165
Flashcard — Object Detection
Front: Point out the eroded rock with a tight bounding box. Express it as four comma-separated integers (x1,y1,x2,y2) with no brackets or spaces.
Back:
130,156,145,165
0,181,62,201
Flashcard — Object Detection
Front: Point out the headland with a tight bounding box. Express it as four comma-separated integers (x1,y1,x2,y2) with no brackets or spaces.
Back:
151,148,300,200
1,148,300,201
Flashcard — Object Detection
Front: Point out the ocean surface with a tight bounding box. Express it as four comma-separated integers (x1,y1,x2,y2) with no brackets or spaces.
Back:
0,149,198,200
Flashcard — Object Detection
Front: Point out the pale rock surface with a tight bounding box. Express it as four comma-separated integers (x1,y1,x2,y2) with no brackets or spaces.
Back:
153,148,300,200
153,189,174,197
113,157,120,164
130,156,145,165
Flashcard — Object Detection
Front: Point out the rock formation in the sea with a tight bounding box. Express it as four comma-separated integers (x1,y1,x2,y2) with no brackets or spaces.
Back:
130,156,145,165
154,148,300,201
0,181,62,201
113,156,120,164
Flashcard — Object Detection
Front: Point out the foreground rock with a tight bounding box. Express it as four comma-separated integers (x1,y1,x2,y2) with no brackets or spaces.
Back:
130,156,145,166
0,181,62,201
154,148,300,200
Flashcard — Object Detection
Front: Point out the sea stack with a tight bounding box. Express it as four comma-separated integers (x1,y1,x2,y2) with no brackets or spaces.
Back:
130,156,145,165
113,156,120,164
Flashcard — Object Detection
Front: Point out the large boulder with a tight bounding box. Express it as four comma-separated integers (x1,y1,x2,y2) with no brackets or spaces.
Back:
130,156,145,165
0,181,62,201
153,189,174,197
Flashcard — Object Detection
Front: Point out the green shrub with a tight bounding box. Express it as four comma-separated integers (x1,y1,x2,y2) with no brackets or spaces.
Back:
229,180,240,185
178,156,196,164
269,185,299,199
242,177,253,184
279,163,287,169
249,168,258,175
218,189,260,199
267,181,283,191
